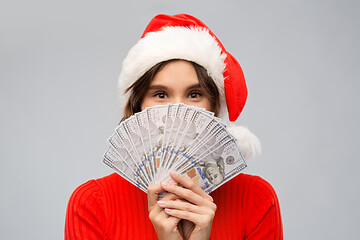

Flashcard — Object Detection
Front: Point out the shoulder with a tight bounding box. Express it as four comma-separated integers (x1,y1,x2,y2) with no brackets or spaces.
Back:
213,173,281,217
228,173,280,215
94,172,126,189
238,173,279,204
212,173,280,211
65,174,148,239
65,174,125,227
67,176,106,213
238,174,282,237
229,174,282,238
210,174,282,239
67,173,145,213
217,173,278,200
68,173,127,203
65,174,124,239
69,173,118,195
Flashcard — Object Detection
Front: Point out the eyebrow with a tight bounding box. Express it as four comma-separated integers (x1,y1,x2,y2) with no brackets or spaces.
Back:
148,84,202,90
148,85,168,90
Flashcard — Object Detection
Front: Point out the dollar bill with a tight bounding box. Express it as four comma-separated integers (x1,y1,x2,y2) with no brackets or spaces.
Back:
166,118,223,174
176,137,246,193
162,124,229,181
122,116,153,182
145,105,168,183
159,104,178,172
115,125,151,185
103,146,147,192
201,139,247,193
135,111,155,180
103,103,248,192
163,105,197,172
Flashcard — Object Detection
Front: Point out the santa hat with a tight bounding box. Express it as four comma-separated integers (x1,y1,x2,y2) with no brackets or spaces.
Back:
118,14,260,159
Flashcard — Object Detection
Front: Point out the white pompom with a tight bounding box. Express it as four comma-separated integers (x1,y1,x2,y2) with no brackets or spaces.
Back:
227,125,261,160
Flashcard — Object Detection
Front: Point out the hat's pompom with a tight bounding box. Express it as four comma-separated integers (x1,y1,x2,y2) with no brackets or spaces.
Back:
227,125,261,160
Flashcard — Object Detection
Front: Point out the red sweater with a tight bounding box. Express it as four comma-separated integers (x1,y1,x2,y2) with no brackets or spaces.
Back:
65,173,282,239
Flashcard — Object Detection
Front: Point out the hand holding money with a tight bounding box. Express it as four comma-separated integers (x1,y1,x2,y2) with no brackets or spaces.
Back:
147,182,183,240
157,172,216,240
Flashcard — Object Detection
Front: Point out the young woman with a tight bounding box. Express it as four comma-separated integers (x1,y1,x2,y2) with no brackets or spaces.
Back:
65,14,283,240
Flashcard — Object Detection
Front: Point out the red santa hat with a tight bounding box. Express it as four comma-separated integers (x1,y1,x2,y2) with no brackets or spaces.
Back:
118,14,260,159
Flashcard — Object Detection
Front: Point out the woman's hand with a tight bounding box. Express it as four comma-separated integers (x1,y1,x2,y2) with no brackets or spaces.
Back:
147,183,183,240
158,172,217,240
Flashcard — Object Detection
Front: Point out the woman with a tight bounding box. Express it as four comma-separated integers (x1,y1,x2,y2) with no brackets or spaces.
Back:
65,14,283,239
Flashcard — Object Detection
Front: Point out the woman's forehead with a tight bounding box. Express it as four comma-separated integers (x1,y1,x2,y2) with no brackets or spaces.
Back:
150,60,200,87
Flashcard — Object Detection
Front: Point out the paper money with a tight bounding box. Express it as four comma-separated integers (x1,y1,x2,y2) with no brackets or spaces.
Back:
103,146,147,191
103,103,247,193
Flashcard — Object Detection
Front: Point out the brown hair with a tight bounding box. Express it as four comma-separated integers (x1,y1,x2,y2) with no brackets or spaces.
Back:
121,59,220,121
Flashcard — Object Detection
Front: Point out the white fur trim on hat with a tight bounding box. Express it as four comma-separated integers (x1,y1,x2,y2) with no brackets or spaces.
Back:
227,125,261,160
118,26,228,118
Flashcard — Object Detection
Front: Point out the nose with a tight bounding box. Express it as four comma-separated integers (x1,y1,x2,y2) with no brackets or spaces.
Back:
169,96,184,105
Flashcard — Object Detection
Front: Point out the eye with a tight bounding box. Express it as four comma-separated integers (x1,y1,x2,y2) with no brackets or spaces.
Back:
188,90,202,99
153,91,168,99
214,174,218,178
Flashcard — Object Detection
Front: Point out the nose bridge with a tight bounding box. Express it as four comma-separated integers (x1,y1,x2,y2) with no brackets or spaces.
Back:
169,95,185,104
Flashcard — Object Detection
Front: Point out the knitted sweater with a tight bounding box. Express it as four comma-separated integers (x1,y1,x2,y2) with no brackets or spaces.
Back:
65,173,282,239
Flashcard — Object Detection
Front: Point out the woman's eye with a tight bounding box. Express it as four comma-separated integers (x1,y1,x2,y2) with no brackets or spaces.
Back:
188,91,202,98
154,92,168,99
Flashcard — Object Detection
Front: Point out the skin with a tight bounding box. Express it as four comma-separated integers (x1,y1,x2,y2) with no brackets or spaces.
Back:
142,60,217,240
148,173,217,240
141,60,212,111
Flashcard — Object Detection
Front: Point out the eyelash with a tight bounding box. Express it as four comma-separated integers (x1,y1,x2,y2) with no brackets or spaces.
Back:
188,91,202,98
152,90,203,99
153,91,168,99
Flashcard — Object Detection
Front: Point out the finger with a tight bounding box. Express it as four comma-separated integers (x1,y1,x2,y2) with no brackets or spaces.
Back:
147,184,164,210
168,215,181,227
159,199,217,215
149,189,182,218
158,200,203,214
149,206,170,222
148,180,179,205
154,192,183,215
158,216,182,236
169,171,213,202
161,182,205,206
150,196,180,222
149,200,182,224
164,208,206,225
161,192,177,201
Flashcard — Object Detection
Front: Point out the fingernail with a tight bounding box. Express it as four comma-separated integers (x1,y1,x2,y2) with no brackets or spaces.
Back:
161,182,168,187
168,180,177,185
171,171,179,177
165,208,171,212
157,201,165,206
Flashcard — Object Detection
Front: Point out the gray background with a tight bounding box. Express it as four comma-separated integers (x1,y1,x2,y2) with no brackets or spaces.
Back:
1,0,359,239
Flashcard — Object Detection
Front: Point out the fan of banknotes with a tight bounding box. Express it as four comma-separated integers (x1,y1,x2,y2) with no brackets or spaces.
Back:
103,103,247,193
